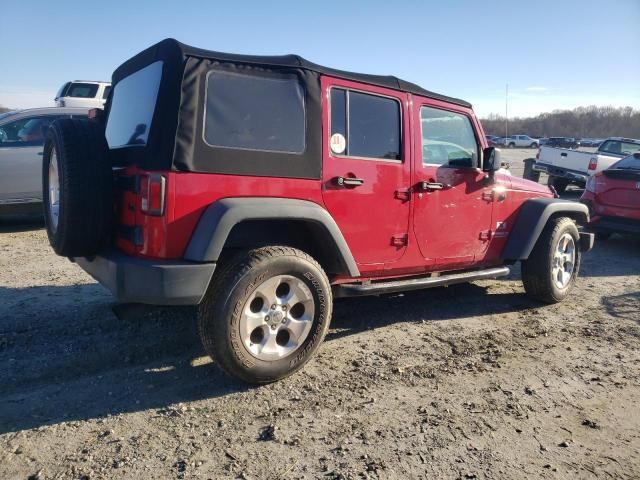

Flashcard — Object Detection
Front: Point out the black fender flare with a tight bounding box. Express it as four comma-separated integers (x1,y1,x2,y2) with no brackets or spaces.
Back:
184,197,360,277
501,198,589,261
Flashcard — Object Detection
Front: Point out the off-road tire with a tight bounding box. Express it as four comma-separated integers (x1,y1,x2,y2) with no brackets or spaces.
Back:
547,176,569,194
198,246,332,384
521,217,581,303
43,118,113,256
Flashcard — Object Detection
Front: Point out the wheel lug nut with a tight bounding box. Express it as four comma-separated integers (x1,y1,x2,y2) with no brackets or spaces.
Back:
265,315,270,321
282,305,287,311
271,304,276,310
271,325,277,330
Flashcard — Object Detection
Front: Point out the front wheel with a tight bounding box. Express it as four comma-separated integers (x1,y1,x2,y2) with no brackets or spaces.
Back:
521,217,581,303
530,143,538,149
198,246,332,384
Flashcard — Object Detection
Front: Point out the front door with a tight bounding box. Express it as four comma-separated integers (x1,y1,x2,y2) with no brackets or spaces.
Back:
321,77,411,270
0,115,60,203
411,101,494,268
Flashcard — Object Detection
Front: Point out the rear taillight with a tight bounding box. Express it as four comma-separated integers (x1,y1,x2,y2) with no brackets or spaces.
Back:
140,173,166,216
588,157,598,171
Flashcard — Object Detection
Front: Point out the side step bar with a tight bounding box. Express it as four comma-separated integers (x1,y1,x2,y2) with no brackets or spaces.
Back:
334,266,510,298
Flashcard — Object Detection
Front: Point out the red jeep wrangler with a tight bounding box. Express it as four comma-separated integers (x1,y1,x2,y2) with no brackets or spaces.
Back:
42,39,593,383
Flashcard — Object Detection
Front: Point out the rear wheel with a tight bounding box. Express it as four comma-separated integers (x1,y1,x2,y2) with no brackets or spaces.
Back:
43,118,113,257
521,217,581,303
198,246,332,384
547,176,569,194
508,142,516,148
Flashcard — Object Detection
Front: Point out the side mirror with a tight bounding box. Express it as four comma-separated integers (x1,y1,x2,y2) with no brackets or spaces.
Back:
482,147,501,174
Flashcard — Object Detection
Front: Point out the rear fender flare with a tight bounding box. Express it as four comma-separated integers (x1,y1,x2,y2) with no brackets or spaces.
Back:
501,198,589,261
184,197,360,277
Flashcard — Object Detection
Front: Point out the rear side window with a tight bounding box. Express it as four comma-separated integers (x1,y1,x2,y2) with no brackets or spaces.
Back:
599,140,640,156
105,61,163,149
330,88,401,160
420,107,478,167
66,83,99,98
102,85,112,99
204,70,306,154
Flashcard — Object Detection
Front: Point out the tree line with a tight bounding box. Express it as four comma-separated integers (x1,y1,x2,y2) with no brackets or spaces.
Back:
481,106,640,139
0,105,11,114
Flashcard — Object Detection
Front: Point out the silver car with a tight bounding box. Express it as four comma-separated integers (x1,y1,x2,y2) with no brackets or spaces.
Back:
0,107,88,210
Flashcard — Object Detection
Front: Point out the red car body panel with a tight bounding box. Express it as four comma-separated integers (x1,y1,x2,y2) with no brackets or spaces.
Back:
581,171,640,228
115,74,554,283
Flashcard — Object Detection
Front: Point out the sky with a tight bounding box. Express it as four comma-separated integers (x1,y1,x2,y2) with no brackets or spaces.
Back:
1,0,639,118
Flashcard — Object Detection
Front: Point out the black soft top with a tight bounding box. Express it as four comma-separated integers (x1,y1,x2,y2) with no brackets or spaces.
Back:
113,38,472,108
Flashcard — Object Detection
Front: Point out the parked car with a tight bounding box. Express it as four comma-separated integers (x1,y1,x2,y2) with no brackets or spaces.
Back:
498,135,539,148
544,137,580,149
485,135,500,147
579,138,604,148
55,81,111,108
41,39,593,384
580,152,640,239
532,137,640,193
0,107,88,212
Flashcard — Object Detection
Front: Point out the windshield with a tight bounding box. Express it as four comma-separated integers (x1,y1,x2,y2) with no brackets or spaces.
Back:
105,61,163,149
599,140,640,156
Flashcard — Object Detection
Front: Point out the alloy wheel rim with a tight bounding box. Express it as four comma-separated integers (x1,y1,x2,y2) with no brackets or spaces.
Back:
48,149,60,233
552,233,575,289
239,274,315,361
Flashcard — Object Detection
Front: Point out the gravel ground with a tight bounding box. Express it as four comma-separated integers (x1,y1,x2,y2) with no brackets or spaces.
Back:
1,151,639,479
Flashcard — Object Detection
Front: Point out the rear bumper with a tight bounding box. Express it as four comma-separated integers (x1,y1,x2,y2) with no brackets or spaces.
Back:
74,250,216,305
533,162,588,183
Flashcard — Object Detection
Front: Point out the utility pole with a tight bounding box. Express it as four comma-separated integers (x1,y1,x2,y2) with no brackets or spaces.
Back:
505,83,509,139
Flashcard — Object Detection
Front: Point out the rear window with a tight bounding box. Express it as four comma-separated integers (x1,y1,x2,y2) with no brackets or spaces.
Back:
66,83,99,98
612,154,640,170
599,140,640,156
105,61,163,149
203,70,306,154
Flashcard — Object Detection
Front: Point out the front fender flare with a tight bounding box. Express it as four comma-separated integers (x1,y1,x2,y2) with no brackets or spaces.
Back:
501,198,589,261
184,197,360,277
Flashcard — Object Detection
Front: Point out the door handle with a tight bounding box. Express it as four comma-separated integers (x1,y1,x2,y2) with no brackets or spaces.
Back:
38,152,43,156
419,181,446,191
334,176,364,187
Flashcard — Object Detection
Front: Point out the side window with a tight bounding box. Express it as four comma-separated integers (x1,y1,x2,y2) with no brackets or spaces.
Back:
330,88,401,160
420,106,479,167
0,116,60,147
204,70,306,154
102,85,112,99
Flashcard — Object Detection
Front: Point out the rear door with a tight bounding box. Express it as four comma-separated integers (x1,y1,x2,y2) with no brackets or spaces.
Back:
321,77,411,270
411,100,494,268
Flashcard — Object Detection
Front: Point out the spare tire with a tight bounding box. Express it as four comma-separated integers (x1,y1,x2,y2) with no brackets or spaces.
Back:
43,118,114,257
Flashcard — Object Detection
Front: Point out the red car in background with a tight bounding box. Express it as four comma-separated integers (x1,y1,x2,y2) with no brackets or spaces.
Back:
581,152,640,239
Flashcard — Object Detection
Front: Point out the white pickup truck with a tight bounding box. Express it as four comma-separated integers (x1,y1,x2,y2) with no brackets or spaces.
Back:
532,137,640,193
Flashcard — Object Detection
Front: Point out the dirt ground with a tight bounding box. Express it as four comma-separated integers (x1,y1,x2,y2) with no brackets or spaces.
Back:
1,152,639,479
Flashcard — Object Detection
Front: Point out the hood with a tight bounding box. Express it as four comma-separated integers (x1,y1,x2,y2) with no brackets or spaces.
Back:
509,175,553,196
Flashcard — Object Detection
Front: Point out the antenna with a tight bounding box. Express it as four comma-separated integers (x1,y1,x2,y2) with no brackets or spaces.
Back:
505,83,509,139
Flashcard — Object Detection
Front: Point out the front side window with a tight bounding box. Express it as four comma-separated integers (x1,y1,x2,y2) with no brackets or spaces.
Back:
0,116,62,147
105,61,163,149
204,70,306,154
330,88,401,160
66,83,99,98
420,106,478,167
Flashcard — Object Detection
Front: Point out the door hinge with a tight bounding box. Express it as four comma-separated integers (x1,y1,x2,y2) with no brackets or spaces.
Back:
391,233,408,247
479,230,492,241
394,188,411,202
